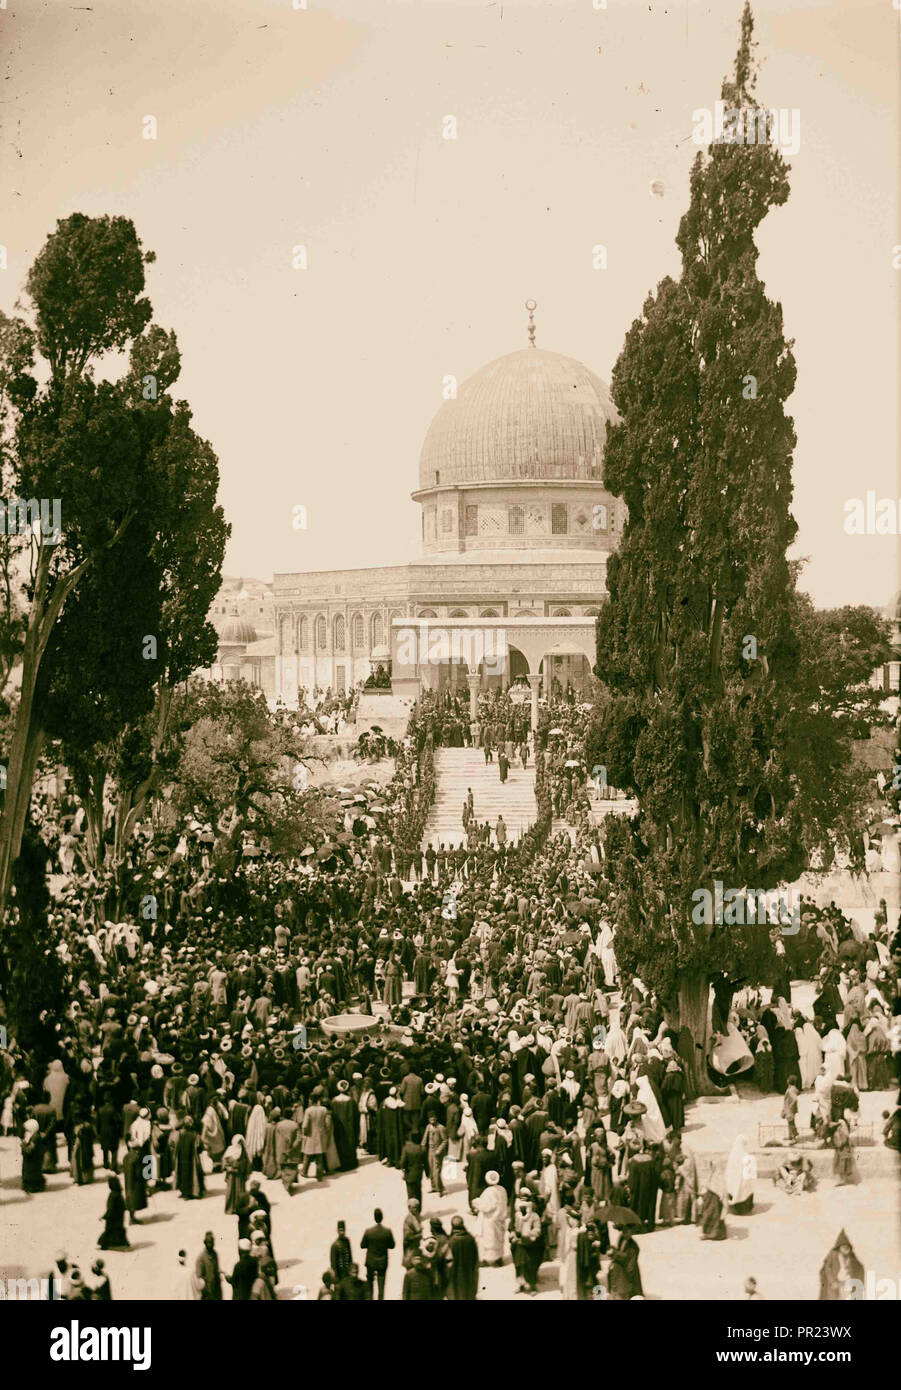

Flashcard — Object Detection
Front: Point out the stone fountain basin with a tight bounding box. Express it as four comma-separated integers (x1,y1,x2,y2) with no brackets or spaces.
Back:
321,1013,380,1040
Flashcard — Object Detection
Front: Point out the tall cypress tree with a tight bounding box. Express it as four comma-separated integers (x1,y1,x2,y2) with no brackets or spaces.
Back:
589,5,857,1091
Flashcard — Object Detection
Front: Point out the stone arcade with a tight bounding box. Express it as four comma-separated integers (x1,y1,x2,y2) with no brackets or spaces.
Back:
273,311,626,721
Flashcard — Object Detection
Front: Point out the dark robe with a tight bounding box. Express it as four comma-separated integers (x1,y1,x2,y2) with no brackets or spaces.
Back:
773,1028,801,1093
175,1128,205,1199
71,1121,96,1186
607,1236,642,1299
698,1189,727,1240
377,1101,405,1168
122,1147,148,1215
330,1094,358,1171
466,1148,491,1206
676,1027,698,1104
627,1153,658,1231
21,1132,46,1192
98,1187,129,1249
661,1065,685,1131
818,1231,865,1300
229,1253,258,1302
446,1228,480,1300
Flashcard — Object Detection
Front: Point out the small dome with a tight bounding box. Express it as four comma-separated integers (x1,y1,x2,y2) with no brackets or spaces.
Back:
219,620,258,645
419,347,617,489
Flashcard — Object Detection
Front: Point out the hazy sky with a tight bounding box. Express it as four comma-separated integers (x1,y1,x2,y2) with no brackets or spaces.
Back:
2,0,898,609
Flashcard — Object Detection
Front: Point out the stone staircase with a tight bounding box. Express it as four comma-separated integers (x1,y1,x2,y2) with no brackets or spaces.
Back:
423,747,537,848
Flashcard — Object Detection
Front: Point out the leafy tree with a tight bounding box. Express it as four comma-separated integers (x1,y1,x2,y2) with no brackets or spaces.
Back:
42,327,227,883
169,680,315,871
0,215,226,923
587,6,888,1091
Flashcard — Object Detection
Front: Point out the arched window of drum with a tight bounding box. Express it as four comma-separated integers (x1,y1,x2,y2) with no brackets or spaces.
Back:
552,607,571,617
480,608,499,618
449,609,469,618
315,614,327,649
352,613,364,649
371,612,384,648
419,609,438,618
508,505,524,535
298,615,308,649
389,609,404,627
583,607,600,617
552,503,569,535
334,615,345,650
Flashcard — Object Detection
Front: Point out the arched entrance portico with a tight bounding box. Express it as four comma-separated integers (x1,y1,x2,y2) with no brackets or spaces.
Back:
391,616,598,730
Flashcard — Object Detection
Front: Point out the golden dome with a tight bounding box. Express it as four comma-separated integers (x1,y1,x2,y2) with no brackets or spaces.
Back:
418,348,617,490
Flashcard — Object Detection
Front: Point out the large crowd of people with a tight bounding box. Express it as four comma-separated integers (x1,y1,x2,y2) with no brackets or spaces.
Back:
1,685,899,1300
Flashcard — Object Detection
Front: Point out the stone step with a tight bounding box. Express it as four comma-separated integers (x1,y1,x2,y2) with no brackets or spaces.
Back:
424,746,537,848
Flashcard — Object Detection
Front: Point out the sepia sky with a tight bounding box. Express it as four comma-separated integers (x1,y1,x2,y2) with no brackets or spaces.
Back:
1,0,898,610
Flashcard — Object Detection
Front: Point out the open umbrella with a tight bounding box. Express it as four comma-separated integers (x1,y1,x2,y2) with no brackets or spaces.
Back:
622,1101,647,1118
594,1203,643,1229
548,728,564,736
300,844,315,857
564,759,581,768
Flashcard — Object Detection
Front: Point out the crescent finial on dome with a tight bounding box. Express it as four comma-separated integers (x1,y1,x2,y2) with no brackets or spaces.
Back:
525,299,537,347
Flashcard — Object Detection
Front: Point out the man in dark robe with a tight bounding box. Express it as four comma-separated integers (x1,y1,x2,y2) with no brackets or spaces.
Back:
330,1082,358,1170
377,1094,405,1168
175,1118,205,1199
466,1137,491,1210
226,1241,258,1301
446,1216,479,1300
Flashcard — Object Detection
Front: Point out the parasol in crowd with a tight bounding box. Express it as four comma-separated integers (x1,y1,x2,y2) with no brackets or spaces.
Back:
300,844,315,857
594,1204,643,1230
622,1101,647,1118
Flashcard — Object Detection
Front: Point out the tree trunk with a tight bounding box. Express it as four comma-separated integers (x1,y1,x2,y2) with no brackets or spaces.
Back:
75,767,107,872
676,968,721,1097
0,607,49,919
0,532,114,921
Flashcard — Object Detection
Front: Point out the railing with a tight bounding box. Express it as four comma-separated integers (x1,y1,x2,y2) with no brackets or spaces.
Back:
757,1122,876,1149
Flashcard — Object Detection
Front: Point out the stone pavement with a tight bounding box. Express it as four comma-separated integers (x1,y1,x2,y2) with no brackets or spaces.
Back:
2,1086,897,1301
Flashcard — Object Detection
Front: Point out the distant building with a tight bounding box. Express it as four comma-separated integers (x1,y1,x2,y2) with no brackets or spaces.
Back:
206,576,276,694
876,590,901,693
273,314,625,714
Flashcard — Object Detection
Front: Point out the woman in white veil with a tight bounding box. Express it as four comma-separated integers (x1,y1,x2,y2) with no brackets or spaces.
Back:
634,1073,666,1144
724,1133,756,1213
